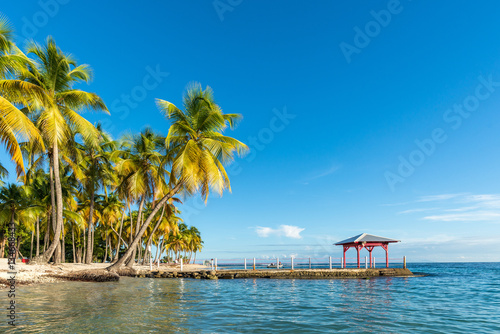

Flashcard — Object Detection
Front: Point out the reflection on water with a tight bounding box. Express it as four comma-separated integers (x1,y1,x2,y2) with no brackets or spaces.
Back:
2,263,500,333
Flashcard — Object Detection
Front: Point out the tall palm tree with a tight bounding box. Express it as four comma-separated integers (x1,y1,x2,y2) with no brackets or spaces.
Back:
2,37,108,263
108,83,247,270
71,125,115,263
0,16,44,176
112,128,167,266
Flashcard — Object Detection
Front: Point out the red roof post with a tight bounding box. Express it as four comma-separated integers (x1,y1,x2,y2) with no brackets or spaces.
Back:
343,245,347,268
365,246,374,268
382,243,389,268
355,244,363,268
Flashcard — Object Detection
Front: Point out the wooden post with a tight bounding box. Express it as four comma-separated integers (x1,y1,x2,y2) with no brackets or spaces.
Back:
253,257,256,270
309,257,311,269
329,256,332,269
403,256,406,269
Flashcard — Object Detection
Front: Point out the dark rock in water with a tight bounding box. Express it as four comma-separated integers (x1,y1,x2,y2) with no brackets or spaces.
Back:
220,274,234,279
50,270,119,282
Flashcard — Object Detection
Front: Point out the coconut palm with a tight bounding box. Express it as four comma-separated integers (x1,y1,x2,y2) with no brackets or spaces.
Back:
111,128,168,266
108,83,247,270
1,37,108,263
71,125,116,263
0,16,44,176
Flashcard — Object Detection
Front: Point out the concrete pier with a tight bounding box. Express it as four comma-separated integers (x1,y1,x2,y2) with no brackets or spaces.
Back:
133,268,413,280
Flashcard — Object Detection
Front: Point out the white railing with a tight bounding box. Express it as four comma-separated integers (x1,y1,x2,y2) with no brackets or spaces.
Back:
191,256,407,271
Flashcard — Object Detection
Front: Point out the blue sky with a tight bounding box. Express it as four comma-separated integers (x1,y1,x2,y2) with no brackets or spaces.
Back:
2,0,500,262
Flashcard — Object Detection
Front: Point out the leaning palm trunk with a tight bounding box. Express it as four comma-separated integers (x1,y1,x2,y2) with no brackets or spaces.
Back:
112,211,126,262
107,182,182,271
126,196,145,267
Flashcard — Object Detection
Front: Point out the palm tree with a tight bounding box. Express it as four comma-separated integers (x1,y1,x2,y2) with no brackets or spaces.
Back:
0,16,44,176
111,128,167,266
2,37,108,263
0,183,40,258
108,83,247,270
71,125,115,263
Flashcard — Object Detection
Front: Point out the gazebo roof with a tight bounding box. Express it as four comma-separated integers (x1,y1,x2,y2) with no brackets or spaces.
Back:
334,233,400,245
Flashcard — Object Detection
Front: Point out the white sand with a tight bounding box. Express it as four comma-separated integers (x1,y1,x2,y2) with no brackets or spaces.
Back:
0,258,207,286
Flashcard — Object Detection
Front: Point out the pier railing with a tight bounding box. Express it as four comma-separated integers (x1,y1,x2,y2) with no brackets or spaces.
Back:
191,256,407,270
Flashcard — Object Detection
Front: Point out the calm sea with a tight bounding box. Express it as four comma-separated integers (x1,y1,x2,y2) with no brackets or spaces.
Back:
3,263,499,333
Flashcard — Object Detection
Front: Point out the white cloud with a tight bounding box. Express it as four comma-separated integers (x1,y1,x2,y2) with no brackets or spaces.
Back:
255,225,305,239
417,193,465,202
396,193,500,223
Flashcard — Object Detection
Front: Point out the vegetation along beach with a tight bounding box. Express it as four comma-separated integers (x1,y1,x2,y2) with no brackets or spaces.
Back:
1,1,500,333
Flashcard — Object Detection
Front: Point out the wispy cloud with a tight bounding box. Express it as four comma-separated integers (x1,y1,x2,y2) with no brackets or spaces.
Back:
395,193,500,223
302,164,341,184
417,193,465,202
255,225,305,239
423,211,500,222
398,207,441,214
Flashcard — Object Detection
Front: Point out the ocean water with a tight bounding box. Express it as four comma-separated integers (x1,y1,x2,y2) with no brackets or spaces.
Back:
3,263,499,333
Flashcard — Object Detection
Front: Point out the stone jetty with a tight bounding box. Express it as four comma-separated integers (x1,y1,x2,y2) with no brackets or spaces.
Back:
128,268,413,280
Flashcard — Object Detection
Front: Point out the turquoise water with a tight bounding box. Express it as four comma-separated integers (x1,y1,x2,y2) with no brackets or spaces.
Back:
3,263,500,333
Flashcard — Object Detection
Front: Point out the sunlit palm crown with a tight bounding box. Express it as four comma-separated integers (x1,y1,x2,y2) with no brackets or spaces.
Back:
157,83,248,202
0,36,108,150
113,128,168,201
0,16,44,175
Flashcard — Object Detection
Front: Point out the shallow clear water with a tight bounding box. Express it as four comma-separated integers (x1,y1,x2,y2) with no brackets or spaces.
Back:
2,263,500,333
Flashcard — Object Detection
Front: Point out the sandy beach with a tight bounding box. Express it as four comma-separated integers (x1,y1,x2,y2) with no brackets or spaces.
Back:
0,258,206,287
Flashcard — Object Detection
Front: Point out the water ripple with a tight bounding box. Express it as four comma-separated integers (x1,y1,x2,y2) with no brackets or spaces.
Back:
2,263,499,333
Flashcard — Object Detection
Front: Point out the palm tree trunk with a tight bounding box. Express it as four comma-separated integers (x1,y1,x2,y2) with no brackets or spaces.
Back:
85,191,95,264
108,182,182,271
0,231,5,258
72,227,76,263
33,146,63,264
126,196,145,267
36,217,40,257
30,231,34,259
61,226,65,263
104,234,108,263
82,227,86,263
113,211,126,262
145,204,166,252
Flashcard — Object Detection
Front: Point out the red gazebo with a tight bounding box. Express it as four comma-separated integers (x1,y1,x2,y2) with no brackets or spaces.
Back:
335,233,400,268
